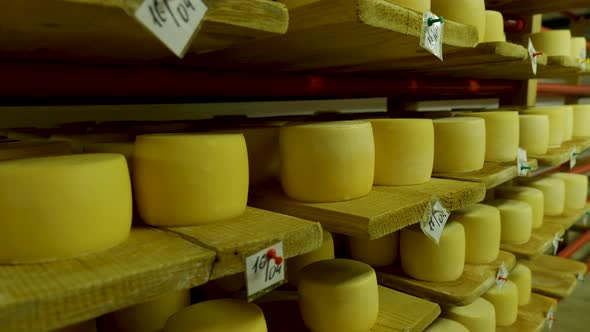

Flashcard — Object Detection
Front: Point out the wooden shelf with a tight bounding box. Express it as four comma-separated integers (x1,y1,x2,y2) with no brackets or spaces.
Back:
544,209,585,230
496,293,556,332
529,267,578,299
529,138,590,167
249,178,485,240
501,223,565,259
537,56,582,78
521,255,587,279
485,0,590,15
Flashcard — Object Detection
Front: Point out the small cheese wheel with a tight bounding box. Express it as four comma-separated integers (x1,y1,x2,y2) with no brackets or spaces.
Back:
551,173,588,210
518,115,550,155
445,297,496,332
348,232,399,267
431,0,486,42
457,112,519,162
84,142,135,171
562,106,574,141
371,119,434,185
482,280,519,326
521,107,566,147
451,204,501,264
164,299,267,332
0,154,132,263
526,178,566,216
400,222,465,282
134,134,248,226
433,117,486,173
391,0,430,11
510,264,532,306
571,37,587,60
571,104,590,137
424,318,469,332
489,199,533,244
495,186,544,229
280,121,374,202
530,30,573,57
53,320,97,332
298,259,379,332
287,231,335,287
484,11,506,42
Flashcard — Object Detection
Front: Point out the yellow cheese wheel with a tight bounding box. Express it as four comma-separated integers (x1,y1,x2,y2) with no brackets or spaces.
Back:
280,121,374,202
451,204,501,264
484,11,506,42
563,106,574,141
400,222,465,282
489,199,533,245
84,142,135,171
433,117,486,173
571,37,587,60
457,112,519,162
53,320,97,332
521,107,566,147
550,173,588,210
391,0,430,11
495,186,544,229
134,134,248,226
571,104,590,137
287,231,335,287
431,0,486,42
0,154,132,263
424,318,469,332
445,297,496,332
164,299,267,332
510,264,532,306
298,259,379,332
518,115,550,155
482,280,519,326
371,119,434,185
348,232,398,267
526,178,566,216
530,30,573,57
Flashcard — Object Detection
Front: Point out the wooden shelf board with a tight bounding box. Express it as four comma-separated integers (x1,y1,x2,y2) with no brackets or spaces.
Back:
544,209,585,230
571,203,590,232
529,139,590,167
501,223,565,259
0,227,216,331
377,251,516,306
521,255,587,279
496,293,556,332
433,160,537,190
529,268,578,299
537,56,581,78
485,0,590,15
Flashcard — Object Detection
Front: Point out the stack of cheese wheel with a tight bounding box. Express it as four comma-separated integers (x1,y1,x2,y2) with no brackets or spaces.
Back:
84,142,135,173
526,177,566,216
495,186,544,229
432,117,486,173
298,259,379,332
550,173,588,210
530,30,573,57
518,115,549,154
572,104,590,137
484,11,506,42
510,264,532,305
520,107,566,147
401,222,465,281
280,121,374,202
482,280,519,326
451,204,501,264
488,199,532,244
348,232,398,267
0,154,132,263
431,0,486,42
424,318,468,332
457,111,519,162
371,119,434,185
571,37,587,61
391,0,430,11
287,231,335,287
134,133,249,226
445,297,496,332
0,140,72,161
562,106,574,141
53,320,97,332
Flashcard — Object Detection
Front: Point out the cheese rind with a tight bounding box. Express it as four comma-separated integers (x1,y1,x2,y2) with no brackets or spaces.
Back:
521,107,566,147
571,104,590,137
424,318,469,332
391,0,430,11
433,117,486,173
457,111,519,162
287,231,335,287
489,199,533,244
510,264,532,306
526,178,566,216
518,115,549,155
530,30,573,57
451,204,501,264
431,0,486,42
348,232,398,267
445,297,496,332
550,173,588,210
84,142,135,172
563,106,574,141
571,37,587,60
495,186,545,229
484,11,506,42
482,280,519,326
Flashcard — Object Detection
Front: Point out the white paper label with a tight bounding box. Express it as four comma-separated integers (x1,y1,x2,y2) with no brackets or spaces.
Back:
134,0,208,58
546,306,556,329
421,200,450,245
420,11,444,61
517,148,530,176
570,147,578,170
496,261,510,290
245,242,285,299
552,233,563,256
528,38,538,75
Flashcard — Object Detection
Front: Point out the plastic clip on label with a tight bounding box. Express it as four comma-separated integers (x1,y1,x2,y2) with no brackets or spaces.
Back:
546,306,556,329
420,11,444,60
528,38,539,75
421,200,450,245
496,261,509,290
517,148,530,176
245,242,286,301
552,233,563,256
570,147,578,169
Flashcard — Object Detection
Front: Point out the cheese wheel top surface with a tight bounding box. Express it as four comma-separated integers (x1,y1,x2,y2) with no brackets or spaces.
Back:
530,30,573,57
299,258,375,286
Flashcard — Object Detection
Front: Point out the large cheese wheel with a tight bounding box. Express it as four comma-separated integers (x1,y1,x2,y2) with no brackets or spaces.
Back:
400,222,465,282
164,299,267,332
482,280,519,326
551,173,588,210
510,264,532,306
518,115,549,155
563,106,574,141
526,178,566,216
457,111,519,162
445,297,496,332
495,186,544,229
371,119,434,185
391,0,430,11
424,318,469,332
280,121,374,202
571,37,587,60
521,107,566,147
431,0,486,42
484,11,506,42
489,199,533,244
433,117,485,173
134,134,249,226
451,204,501,264
0,154,132,263
348,232,398,267
84,142,135,171
571,104,590,137
530,30,573,57
298,259,379,332
54,320,97,332
287,231,335,287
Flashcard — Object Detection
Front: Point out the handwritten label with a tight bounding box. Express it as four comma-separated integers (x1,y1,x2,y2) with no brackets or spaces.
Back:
517,148,530,176
570,147,578,170
420,11,444,60
245,242,285,300
546,306,556,329
552,233,563,256
421,200,450,245
528,38,538,75
134,0,208,58
496,261,510,290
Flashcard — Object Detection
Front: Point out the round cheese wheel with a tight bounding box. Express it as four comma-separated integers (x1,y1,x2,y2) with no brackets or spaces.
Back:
482,280,519,326
348,232,399,267
431,0,486,42
280,121,374,202
510,264,532,306
451,204,501,264
391,0,430,11
287,231,335,287
134,134,249,226
562,106,574,141
530,30,572,57
164,299,267,332
489,199,533,244
445,297,496,332
526,178,566,216
401,222,465,282
521,107,566,147
571,104,590,137
298,259,379,332
84,142,135,171
495,186,544,229
433,117,486,173
371,119,434,185
484,11,506,42
570,37,587,60
0,154,132,263
424,318,469,332
457,111,519,162
550,173,588,210
54,320,97,332
518,115,549,155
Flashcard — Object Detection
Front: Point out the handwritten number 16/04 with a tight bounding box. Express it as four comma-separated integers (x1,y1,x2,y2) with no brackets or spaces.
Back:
148,0,197,28
251,254,283,282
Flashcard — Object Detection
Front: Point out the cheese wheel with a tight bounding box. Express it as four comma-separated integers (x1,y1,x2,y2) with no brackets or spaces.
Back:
371,119,434,185
457,112,519,162
526,178,566,216
280,121,374,202
54,320,97,332
510,264,532,306
445,297,496,332
495,186,544,229
298,259,379,332
433,117,486,173
571,104,590,137
562,106,574,141
521,107,566,147
518,115,550,155
451,204,501,264
0,154,132,263
84,142,135,171
348,232,398,267
400,222,465,282
424,318,469,332
134,134,248,226
489,199,533,244
164,299,267,332
571,37,587,60
484,11,506,42
391,0,430,11
431,0,486,42
483,280,519,326
530,30,573,57
287,231,335,287
550,173,588,210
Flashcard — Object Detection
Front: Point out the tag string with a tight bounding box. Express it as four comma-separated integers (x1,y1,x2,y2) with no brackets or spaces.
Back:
266,248,283,265
532,51,544,57
427,17,444,26
497,276,508,282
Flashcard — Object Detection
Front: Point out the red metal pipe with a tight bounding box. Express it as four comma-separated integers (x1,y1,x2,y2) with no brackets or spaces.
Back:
559,228,590,258
570,162,590,174
503,15,526,33
538,83,590,97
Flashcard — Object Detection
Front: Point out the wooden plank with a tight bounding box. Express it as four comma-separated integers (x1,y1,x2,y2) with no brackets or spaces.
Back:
521,255,588,279
485,0,590,15
529,138,590,166
249,178,486,240
433,162,521,190
166,207,323,279
529,268,578,299
0,227,216,331
377,251,516,306
501,223,565,259
496,293,556,332
544,209,585,229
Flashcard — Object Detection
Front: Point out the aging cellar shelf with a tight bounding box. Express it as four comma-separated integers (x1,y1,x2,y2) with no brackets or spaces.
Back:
501,222,565,259
496,293,556,332
529,138,590,167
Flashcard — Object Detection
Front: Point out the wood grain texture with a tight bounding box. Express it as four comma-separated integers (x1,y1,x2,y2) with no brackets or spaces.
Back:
496,293,556,332
501,223,565,259
486,0,590,15
0,227,216,332
433,162,521,190
529,268,578,299
521,255,587,279
0,140,72,161
544,209,585,229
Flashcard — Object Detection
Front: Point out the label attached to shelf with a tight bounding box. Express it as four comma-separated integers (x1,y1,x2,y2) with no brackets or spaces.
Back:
528,38,538,75
570,147,578,169
517,148,530,176
496,261,509,290
245,241,286,301
420,11,444,61
421,200,449,245
546,306,556,329
552,233,563,256
134,0,208,58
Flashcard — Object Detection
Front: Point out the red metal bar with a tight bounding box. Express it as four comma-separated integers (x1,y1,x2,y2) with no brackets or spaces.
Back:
538,83,590,97
559,228,590,258
570,162,590,175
